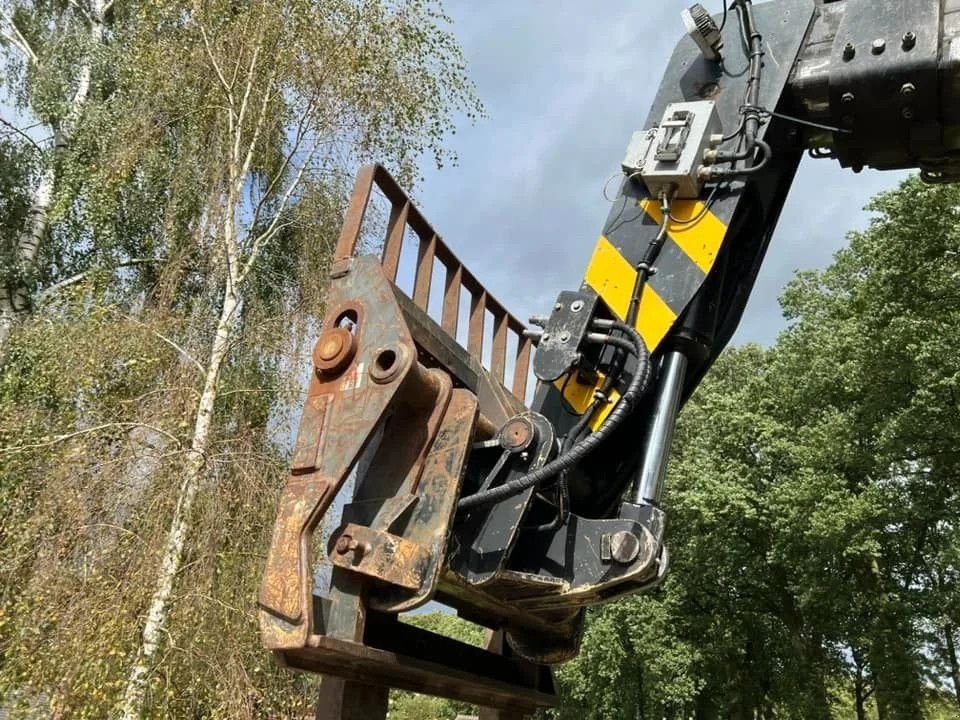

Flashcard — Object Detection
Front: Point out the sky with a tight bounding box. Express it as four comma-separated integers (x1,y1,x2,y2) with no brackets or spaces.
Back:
413,0,910,348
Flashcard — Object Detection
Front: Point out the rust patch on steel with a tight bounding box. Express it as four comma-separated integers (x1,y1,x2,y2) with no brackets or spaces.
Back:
330,523,430,591
314,327,356,375
258,255,416,646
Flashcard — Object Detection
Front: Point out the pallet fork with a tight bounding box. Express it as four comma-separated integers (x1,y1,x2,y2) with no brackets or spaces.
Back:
258,165,558,718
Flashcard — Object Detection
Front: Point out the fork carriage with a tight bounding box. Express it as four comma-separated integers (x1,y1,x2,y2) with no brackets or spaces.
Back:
258,165,558,717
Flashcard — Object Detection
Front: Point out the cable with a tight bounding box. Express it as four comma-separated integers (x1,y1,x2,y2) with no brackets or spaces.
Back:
741,104,852,136
530,329,644,532
625,191,672,328
457,321,652,511
701,0,771,181
668,183,723,226
718,0,729,32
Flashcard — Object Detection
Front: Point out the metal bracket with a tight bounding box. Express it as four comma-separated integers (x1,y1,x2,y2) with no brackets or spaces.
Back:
330,523,430,591
533,289,600,383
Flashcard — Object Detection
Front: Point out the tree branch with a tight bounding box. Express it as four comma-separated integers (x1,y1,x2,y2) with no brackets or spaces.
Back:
238,142,316,284
111,309,206,376
1,422,182,455
67,0,93,25
36,258,159,301
0,9,38,65
199,23,233,99
0,116,48,153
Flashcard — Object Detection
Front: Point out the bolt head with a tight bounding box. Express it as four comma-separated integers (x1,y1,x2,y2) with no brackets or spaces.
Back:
570,300,584,313
335,536,353,555
499,416,535,452
843,43,856,61
313,327,356,375
318,334,345,361
900,83,916,97
872,38,886,55
609,531,642,564
902,106,915,120
841,92,855,105
902,31,917,51
559,332,571,343
554,303,563,312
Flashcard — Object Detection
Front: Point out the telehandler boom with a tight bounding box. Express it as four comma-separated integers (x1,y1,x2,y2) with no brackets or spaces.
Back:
259,1,960,716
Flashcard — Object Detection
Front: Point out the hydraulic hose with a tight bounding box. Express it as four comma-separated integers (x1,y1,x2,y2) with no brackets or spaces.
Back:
457,321,651,511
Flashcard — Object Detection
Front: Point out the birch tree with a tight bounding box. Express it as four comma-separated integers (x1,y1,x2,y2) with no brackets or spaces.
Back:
115,1,480,716
0,0,114,349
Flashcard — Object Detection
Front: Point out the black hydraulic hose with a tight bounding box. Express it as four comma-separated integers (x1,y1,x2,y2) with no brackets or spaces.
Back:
457,321,651,511
704,0,768,181
738,0,764,145
704,139,771,180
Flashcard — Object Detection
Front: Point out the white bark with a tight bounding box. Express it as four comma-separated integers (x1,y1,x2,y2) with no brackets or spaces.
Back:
120,50,252,713
119,26,319,716
0,2,103,351
119,279,240,720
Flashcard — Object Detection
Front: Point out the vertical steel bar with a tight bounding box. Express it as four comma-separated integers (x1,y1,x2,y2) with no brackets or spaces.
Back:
442,265,462,338
315,676,389,720
413,234,437,311
381,202,408,282
333,165,377,261
468,290,486,357
512,337,533,401
491,313,508,383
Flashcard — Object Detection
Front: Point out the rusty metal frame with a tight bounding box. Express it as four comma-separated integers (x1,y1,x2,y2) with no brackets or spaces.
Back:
334,164,534,401
261,165,555,719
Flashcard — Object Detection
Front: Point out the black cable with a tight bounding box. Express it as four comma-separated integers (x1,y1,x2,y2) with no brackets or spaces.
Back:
475,193,670,514
704,138,771,181
741,104,852,136
668,184,723,226
718,0,729,32
625,192,671,327
740,0,764,146
457,321,651,511
722,116,747,142
702,0,770,181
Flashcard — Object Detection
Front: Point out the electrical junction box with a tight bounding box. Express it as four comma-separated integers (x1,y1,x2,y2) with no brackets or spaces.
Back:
622,100,722,199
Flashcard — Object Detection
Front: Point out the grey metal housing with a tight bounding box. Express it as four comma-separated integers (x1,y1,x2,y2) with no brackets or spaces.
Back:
789,0,960,181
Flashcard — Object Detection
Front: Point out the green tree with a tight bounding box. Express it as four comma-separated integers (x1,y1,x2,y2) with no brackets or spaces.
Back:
0,1,481,718
0,0,115,347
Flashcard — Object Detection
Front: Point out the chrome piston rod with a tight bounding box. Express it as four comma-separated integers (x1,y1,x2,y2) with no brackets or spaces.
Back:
633,350,688,505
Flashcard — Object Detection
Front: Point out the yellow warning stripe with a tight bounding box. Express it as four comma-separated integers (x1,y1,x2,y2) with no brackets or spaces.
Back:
556,235,677,427
557,200,728,429
639,198,726,275
583,235,676,350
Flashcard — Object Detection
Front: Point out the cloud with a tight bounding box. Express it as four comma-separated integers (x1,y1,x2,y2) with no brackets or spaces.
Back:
414,0,907,348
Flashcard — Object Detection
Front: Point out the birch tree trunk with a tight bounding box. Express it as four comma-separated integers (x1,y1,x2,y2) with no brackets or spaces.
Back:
120,50,257,713
119,273,240,720
0,2,104,350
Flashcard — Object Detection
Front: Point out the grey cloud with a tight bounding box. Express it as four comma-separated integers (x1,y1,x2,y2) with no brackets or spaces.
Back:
414,1,906,347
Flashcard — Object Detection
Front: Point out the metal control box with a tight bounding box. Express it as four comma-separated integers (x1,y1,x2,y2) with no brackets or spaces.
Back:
622,100,722,199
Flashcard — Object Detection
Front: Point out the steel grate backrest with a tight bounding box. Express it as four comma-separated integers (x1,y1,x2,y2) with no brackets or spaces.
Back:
333,164,533,402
